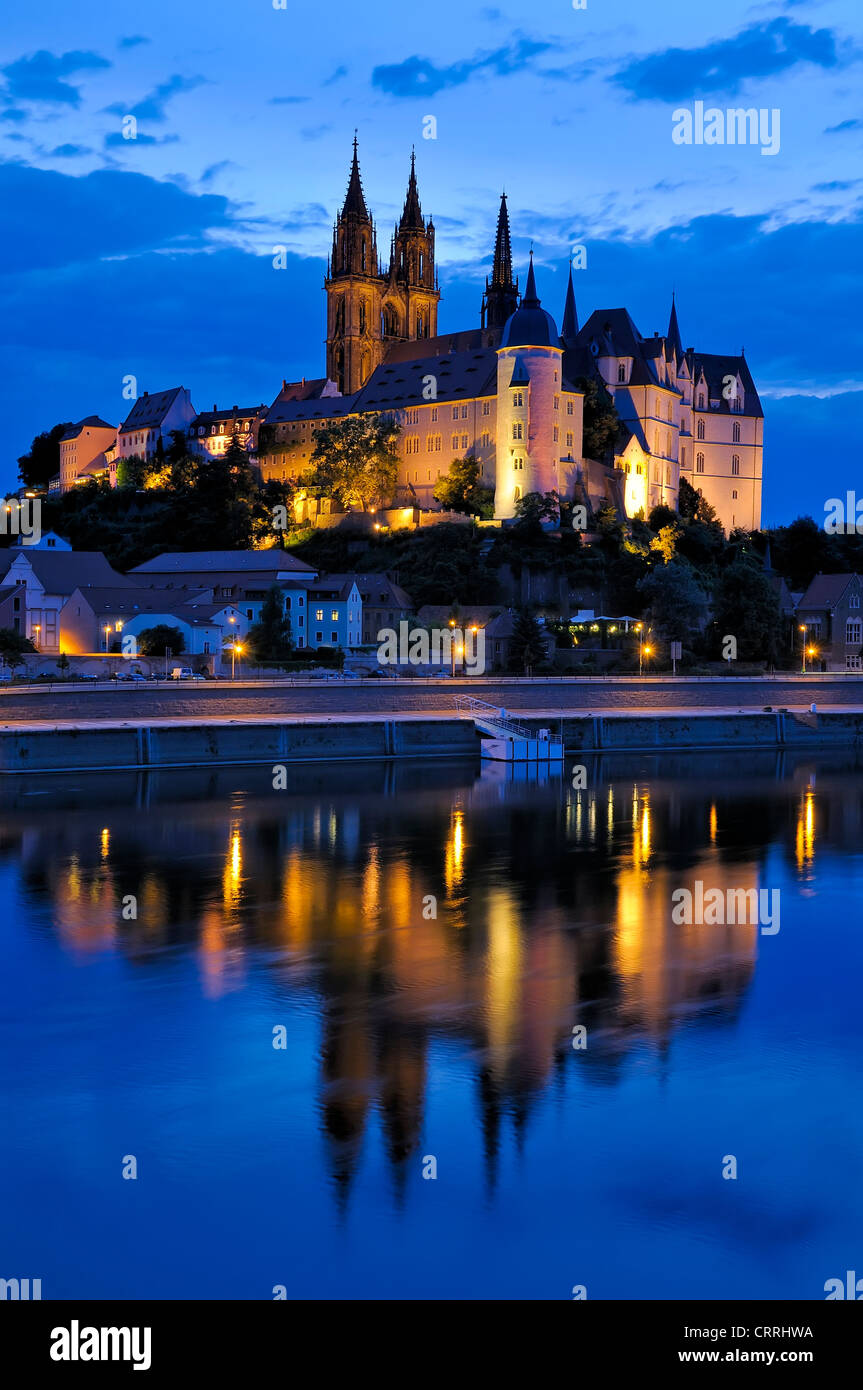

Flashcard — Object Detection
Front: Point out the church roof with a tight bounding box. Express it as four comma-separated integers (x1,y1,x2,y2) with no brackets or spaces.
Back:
667,295,684,359
399,150,425,231
384,327,502,362
500,255,559,349
265,395,357,425
354,348,498,410
561,265,578,342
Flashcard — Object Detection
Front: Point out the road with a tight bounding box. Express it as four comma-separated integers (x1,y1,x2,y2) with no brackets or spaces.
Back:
1,675,861,724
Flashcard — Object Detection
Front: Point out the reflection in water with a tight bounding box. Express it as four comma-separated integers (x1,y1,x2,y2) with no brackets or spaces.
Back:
2,749,857,1209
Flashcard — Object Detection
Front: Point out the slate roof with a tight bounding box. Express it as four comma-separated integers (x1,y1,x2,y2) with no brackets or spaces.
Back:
687,351,763,418
307,574,361,601
119,387,186,433
383,327,503,363
798,573,862,610
130,550,315,575
60,416,114,441
0,550,130,592
67,585,210,615
265,394,357,426
354,574,414,609
192,405,267,428
500,257,558,349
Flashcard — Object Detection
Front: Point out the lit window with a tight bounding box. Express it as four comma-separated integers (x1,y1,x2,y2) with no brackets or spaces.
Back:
315,609,324,621
512,390,523,407
331,610,339,622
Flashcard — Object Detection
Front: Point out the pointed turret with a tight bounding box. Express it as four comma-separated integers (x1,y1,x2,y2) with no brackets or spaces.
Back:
561,262,578,344
482,193,520,329
667,293,683,361
522,248,539,306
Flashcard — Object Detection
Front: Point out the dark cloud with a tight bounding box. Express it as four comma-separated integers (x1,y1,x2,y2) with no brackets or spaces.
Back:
118,37,150,50
613,18,844,101
50,143,91,158
103,74,206,124
200,160,237,184
0,108,29,123
372,33,552,98
824,117,863,133
2,49,111,106
104,131,180,148
0,161,231,273
323,66,348,87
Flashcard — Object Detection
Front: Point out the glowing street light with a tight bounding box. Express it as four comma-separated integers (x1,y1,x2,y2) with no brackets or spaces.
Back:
639,627,652,677
231,642,244,680
799,624,808,673
33,623,41,650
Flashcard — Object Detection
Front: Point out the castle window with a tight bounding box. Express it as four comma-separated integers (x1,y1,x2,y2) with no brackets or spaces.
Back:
481,432,490,448
553,426,559,442
566,400,573,415
482,401,490,415
732,455,740,476
696,453,704,473
733,421,741,442
435,436,441,451
846,620,862,645
681,446,687,468
461,435,468,450
461,406,468,419
431,408,438,422
618,363,626,382
512,422,523,440
636,465,642,475
697,419,705,440
452,434,459,450
359,301,367,333
732,490,738,499
698,392,705,409
419,253,424,278
566,432,573,448
452,406,459,420
553,395,559,410
512,390,523,407
361,239,366,271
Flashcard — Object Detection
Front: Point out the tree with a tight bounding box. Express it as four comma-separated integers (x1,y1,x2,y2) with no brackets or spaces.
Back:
246,585,295,663
0,628,36,671
137,625,185,657
572,377,619,460
115,454,150,489
18,423,75,489
650,522,683,564
433,456,494,517
513,491,560,528
637,559,707,641
712,559,784,663
508,610,547,674
56,651,71,676
310,414,399,511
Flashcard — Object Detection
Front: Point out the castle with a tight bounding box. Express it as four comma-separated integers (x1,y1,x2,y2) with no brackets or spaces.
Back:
60,141,764,534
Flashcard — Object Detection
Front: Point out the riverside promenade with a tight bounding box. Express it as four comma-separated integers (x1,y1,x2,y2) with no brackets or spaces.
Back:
1,675,862,773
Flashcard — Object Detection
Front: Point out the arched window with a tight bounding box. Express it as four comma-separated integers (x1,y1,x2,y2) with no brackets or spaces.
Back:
417,312,424,337
359,301,367,333
361,239,366,271
514,485,522,501
697,419,705,440
733,421,741,442
698,392,705,408
617,363,626,382
696,452,704,473
731,455,740,476
419,252,424,278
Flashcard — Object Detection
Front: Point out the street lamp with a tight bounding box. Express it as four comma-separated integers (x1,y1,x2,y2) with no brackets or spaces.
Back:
104,624,112,653
639,626,652,677
449,618,457,677
33,623,41,650
231,642,243,680
799,624,808,674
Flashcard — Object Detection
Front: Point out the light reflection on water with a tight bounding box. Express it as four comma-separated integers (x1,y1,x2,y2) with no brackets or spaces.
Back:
1,750,862,1299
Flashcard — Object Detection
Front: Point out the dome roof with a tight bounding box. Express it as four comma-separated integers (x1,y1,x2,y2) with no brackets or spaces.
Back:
500,254,559,349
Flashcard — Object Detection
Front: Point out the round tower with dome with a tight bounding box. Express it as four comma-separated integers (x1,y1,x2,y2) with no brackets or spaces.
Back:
494,253,565,520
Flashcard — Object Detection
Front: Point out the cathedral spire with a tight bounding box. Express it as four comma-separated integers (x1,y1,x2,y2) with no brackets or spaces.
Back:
399,147,425,230
561,260,578,343
341,133,370,221
667,292,683,360
522,247,539,307
481,192,519,329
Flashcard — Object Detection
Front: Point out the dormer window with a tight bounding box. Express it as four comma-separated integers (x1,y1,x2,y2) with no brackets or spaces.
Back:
698,392,705,409
618,363,626,383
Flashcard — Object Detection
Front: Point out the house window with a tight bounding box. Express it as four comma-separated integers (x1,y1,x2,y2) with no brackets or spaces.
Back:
846,655,862,669
553,395,559,410
452,406,459,420
732,490,738,499
553,426,559,442
512,390,523,407
566,432,573,448
732,455,740,476
733,421,741,443
461,406,468,419
461,435,468,450
331,610,339,622
452,434,459,450
566,400,573,415
431,407,438,422
512,422,523,440
331,632,338,643
696,453,704,473
618,363,626,382
697,419,705,440
482,401,490,416
846,620,862,645
315,608,324,621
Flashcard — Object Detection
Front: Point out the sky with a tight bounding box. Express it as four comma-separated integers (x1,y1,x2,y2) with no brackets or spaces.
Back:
1,0,861,524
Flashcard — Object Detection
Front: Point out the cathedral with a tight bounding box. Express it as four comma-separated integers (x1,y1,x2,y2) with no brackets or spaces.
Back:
260,141,764,534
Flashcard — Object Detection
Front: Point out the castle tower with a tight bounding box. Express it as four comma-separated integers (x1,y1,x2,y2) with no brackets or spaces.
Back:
481,193,519,329
494,253,563,519
385,150,439,343
325,137,384,394
561,261,578,346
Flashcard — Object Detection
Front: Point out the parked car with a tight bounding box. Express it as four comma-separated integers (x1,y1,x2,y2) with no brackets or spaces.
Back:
170,667,195,680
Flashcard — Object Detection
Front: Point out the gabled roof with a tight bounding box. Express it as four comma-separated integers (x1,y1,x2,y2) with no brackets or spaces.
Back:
576,307,644,358
265,394,357,425
308,574,361,601
192,405,267,427
130,550,315,575
120,387,186,433
354,574,414,609
798,573,862,610
0,550,129,592
66,585,211,616
354,349,497,411
383,326,503,362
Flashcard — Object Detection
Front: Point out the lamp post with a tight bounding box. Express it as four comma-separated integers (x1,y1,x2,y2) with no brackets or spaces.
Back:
638,625,652,677
449,618,456,678
104,625,111,653
799,624,808,674
33,624,41,650
231,642,243,680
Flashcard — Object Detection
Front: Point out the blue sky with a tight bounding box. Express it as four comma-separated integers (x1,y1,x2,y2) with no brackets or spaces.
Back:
1,0,861,523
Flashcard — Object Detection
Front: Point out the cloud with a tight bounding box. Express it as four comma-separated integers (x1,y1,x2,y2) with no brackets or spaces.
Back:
811,179,862,192
824,117,863,133
372,33,552,97
1,49,111,106
270,96,308,105
613,18,845,101
0,108,28,124
323,66,348,87
118,37,150,50
104,131,181,148
300,124,332,141
200,160,237,185
103,74,206,125
50,143,91,158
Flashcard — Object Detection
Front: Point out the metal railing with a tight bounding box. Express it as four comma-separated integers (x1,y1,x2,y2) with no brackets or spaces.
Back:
454,695,541,740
